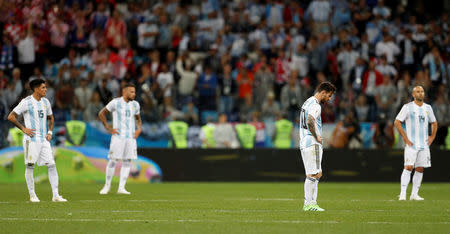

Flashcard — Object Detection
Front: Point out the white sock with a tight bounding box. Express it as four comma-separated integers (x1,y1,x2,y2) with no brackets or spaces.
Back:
312,178,319,204
118,160,131,190
411,171,423,196
25,164,35,196
47,164,59,197
105,160,117,187
304,177,315,206
400,169,412,195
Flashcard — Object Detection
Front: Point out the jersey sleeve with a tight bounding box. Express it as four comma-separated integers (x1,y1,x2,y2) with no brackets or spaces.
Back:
395,104,408,122
105,99,116,112
309,104,321,119
134,101,140,115
428,105,437,123
12,99,27,115
45,99,53,115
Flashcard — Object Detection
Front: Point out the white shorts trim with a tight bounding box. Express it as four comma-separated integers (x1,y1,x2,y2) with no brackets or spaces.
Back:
108,136,137,160
404,146,431,168
301,144,323,175
23,139,54,166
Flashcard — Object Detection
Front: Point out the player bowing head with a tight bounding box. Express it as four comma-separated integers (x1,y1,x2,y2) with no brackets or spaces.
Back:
299,81,336,212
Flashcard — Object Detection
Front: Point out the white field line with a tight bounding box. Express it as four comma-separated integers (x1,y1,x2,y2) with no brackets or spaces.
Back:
0,217,449,225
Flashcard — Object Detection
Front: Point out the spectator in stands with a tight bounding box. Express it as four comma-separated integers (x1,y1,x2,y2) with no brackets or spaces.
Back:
137,17,159,54
0,34,14,73
84,91,103,121
306,0,332,35
182,98,199,126
281,72,302,122
236,66,254,103
239,94,255,122
197,65,217,111
156,63,174,105
95,77,112,106
0,69,9,90
214,113,239,148
75,78,93,114
374,75,397,121
176,54,198,106
217,64,237,115
49,14,69,62
329,112,360,148
354,94,369,122
105,10,127,50
17,20,35,83
254,60,275,109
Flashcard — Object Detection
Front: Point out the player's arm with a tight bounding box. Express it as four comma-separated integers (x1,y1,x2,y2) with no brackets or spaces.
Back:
134,114,142,139
46,114,54,141
394,119,413,147
98,107,119,135
307,114,322,144
7,111,35,137
428,121,438,146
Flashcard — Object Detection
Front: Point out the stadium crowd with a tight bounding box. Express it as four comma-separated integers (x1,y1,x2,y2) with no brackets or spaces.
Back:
0,0,449,148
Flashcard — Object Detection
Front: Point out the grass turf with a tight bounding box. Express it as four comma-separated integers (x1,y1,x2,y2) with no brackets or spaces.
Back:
0,182,449,234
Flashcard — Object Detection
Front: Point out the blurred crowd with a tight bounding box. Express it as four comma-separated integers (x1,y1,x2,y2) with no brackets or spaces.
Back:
0,0,449,148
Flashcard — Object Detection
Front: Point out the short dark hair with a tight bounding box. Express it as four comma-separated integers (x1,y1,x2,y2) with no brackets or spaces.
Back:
122,83,135,90
316,81,337,93
29,79,46,91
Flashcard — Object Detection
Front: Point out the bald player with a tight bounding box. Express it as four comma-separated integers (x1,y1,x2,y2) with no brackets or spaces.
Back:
394,86,438,201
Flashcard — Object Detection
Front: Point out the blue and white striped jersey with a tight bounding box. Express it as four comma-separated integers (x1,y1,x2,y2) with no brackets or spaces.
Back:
299,96,322,149
13,95,52,143
106,97,140,139
395,102,436,150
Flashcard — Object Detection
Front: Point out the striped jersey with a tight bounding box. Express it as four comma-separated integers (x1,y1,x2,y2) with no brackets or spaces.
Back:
299,96,322,149
12,95,52,143
106,97,140,139
395,101,436,150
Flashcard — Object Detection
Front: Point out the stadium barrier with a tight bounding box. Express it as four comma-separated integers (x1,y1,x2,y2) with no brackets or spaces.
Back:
138,148,449,182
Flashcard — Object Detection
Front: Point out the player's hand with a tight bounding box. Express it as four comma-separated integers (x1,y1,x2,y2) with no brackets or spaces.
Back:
427,136,435,146
23,128,36,137
134,129,141,139
107,127,119,135
316,136,323,144
46,133,52,141
404,138,413,147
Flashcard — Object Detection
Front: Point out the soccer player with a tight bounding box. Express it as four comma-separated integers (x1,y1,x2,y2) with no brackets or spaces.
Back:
394,86,437,201
299,81,336,211
98,83,141,195
7,79,67,202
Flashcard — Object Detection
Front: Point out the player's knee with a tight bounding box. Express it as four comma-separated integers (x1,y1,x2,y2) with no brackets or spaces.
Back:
108,160,117,168
122,159,131,167
26,163,35,169
46,164,56,169
415,167,424,173
404,166,413,171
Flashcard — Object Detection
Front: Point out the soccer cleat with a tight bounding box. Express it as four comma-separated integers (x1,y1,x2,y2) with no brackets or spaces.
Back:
303,204,325,211
410,194,424,201
29,194,40,203
52,195,67,202
99,186,110,195
398,193,406,200
117,188,131,195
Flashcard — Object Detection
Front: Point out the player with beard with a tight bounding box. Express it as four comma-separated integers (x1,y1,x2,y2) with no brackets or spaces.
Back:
98,83,142,195
394,86,437,200
299,81,336,211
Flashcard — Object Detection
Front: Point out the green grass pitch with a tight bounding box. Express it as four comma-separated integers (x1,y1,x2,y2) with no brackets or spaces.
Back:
0,182,449,233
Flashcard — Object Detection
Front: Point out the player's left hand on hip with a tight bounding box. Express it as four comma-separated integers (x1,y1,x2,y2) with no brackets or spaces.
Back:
46,134,52,141
134,131,141,139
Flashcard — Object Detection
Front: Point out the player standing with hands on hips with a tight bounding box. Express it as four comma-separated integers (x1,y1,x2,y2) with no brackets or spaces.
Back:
99,83,142,195
8,79,67,202
394,86,437,201
299,82,336,211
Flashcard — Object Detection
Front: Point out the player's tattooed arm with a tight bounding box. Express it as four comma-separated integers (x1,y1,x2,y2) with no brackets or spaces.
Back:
7,111,35,137
46,115,54,141
98,107,119,135
307,114,322,143
134,114,142,139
